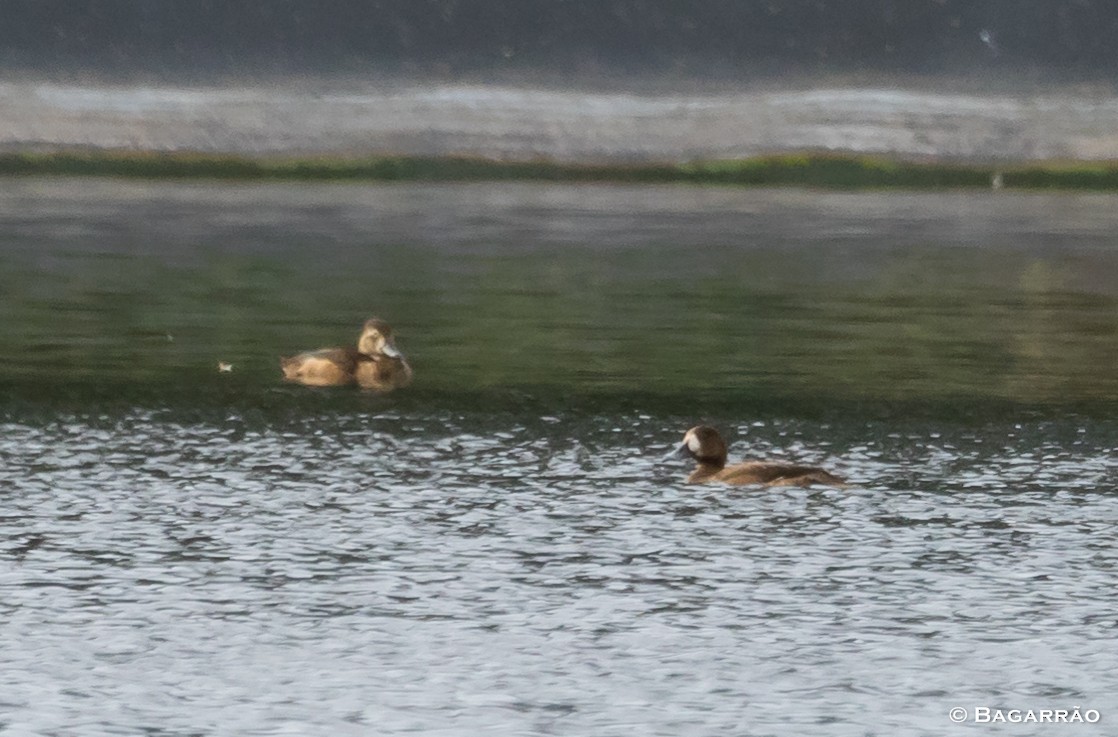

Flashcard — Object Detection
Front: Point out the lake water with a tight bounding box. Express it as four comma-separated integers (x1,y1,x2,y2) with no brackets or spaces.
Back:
1,179,1116,735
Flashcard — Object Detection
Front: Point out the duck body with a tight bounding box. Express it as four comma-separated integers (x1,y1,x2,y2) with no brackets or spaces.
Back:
677,425,845,488
687,460,847,486
354,352,413,391
280,318,412,392
280,347,364,387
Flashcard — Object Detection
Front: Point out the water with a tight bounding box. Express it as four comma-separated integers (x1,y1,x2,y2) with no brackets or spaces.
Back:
1,179,1117,735
3,179,1117,409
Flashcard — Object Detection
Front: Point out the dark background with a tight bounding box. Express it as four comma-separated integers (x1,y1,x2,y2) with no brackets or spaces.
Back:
1,0,1115,83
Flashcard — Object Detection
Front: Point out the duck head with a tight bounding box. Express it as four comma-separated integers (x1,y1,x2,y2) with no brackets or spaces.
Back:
357,318,404,358
673,425,729,468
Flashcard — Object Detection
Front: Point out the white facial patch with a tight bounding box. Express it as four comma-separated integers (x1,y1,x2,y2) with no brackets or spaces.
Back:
685,431,702,454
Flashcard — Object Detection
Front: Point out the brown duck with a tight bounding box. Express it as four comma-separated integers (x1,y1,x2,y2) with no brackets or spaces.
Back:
674,425,846,487
280,318,413,392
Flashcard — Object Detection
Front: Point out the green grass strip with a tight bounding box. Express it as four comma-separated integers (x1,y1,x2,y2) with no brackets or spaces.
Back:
3,149,1118,189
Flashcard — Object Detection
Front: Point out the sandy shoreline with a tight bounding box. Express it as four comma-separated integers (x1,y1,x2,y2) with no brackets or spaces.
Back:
4,81,1118,163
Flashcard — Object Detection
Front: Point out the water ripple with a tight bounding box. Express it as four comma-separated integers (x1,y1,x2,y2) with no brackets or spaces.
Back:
0,411,1115,735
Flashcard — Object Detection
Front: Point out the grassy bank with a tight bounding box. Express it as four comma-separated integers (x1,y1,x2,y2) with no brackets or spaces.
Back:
4,149,1118,189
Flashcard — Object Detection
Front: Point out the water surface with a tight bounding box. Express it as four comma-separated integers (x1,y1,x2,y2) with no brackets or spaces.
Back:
2,179,1116,411
1,180,1116,736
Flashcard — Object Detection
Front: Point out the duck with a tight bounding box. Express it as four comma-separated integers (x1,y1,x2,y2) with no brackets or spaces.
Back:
672,425,846,487
280,318,412,392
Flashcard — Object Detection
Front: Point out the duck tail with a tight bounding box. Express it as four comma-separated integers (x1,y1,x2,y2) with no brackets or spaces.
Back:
279,356,300,380
812,470,848,488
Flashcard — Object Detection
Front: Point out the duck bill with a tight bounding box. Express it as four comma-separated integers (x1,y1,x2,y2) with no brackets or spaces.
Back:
380,342,402,359
660,441,690,463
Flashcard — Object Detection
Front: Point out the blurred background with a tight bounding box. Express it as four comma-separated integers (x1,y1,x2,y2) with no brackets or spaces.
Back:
4,0,1117,83
4,0,1118,161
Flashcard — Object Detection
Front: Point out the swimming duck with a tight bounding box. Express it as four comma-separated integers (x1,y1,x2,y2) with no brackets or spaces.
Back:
673,425,846,487
280,318,412,392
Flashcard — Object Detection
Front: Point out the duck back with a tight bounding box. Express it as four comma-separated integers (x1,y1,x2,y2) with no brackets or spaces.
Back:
715,461,846,487
280,347,360,387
